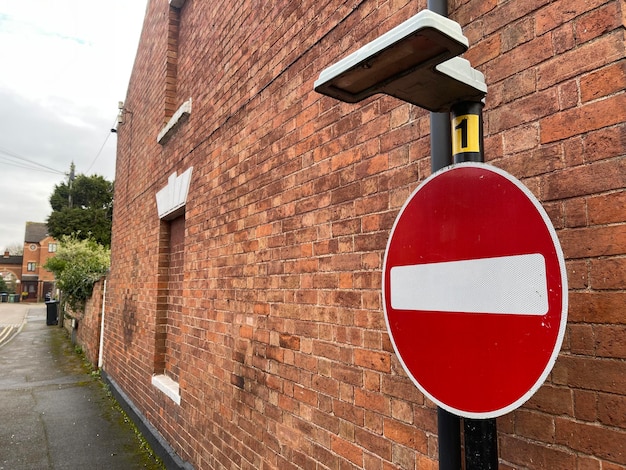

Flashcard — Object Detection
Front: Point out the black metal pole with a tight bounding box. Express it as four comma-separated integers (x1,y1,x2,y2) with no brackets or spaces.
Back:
427,2,463,468
437,407,462,469
450,101,484,164
463,419,498,469
432,110,462,470
428,0,452,171
450,99,498,470
431,111,453,171
427,0,447,16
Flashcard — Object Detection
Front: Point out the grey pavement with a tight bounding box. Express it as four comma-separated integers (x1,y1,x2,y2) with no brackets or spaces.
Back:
0,303,164,470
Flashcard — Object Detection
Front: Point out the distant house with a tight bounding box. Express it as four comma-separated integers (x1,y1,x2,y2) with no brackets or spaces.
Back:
0,251,22,294
21,222,57,301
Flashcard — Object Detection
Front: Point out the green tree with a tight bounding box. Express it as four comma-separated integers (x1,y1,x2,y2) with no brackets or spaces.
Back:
47,166,114,247
44,235,110,310
0,277,8,292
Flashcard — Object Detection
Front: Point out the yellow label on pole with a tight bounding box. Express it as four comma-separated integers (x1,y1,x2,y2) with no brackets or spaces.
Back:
452,114,480,155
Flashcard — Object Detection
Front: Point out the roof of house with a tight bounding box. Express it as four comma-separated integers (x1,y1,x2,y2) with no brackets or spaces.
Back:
0,254,23,265
24,222,49,244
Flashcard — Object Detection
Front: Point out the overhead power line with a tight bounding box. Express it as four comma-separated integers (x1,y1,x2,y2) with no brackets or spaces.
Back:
0,146,66,175
85,115,118,175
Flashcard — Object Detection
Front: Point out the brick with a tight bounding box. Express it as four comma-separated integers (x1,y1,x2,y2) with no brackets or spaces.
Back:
496,141,563,179
542,158,626,200
475,0,545,36
566,260,589,289
577,455,602,470
464,32,501,67
542,93,626,143
488,68,537,108
594,325,626,359
585,124,626,163
414,455,438,470
535,0,607,35
523,385,573,416
502,123,540,154
334,404,363,434
537,32,624,90
390,445,415,470
484,34,553,84
558,79,579,110
555,418,626,464
573,389,598,421
552,23,576,55
563,135,585,166
514,410,555,442
355,388,389,416
559,224,626,259
488,88,559,134
597,393,626,427
588,190,626,225
569,291,626,324
331,434,363,466
501,17,535,52
581,62,626,103
569,324,595,355
563,197,587,228
383,418,428,451
553,355,626,394
354,427,392,461
454,0,498,25
575,2,623,44
354,348,391,373
499,434,576,469
589,257,626,290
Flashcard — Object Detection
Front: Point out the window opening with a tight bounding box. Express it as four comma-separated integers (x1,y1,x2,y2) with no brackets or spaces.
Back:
154,215,185,385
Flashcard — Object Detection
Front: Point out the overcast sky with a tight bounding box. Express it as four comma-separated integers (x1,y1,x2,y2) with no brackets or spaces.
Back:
0,0,148,251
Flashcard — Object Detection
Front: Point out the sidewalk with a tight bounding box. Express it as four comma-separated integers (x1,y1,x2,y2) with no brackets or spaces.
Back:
0,303,164,469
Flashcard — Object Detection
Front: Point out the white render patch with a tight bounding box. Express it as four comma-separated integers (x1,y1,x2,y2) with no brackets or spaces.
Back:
152,374,181,405
157,98,192,144
156,167,193,219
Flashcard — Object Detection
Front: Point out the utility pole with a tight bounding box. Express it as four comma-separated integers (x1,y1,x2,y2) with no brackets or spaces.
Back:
68,162,75,209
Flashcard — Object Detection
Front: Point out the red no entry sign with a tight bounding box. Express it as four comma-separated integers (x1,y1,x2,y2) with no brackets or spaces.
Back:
383,163,568,419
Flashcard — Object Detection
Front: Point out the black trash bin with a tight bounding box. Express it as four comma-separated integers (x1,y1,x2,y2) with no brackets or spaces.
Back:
45,301,59,326
0,293,7,303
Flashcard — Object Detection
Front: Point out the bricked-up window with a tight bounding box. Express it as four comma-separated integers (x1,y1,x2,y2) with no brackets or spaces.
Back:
164,2,181,122
157,1,191,145
154,215,185,384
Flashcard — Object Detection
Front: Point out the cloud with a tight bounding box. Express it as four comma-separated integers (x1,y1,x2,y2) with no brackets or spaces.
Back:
0,0,147,250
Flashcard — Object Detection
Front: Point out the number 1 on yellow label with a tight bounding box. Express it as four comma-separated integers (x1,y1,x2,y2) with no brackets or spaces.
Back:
452,114,480,155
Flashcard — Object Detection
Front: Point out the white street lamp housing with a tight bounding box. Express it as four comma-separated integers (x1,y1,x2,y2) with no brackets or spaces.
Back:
314,10,486,112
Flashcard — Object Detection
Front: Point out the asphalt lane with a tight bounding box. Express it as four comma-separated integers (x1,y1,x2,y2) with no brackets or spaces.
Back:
0,303,164,470
0,302,28,349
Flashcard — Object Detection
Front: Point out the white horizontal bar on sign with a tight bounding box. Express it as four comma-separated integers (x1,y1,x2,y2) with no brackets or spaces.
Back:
390,253,548,315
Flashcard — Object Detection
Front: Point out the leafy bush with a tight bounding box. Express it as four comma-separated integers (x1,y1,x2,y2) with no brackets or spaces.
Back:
44,235,110,310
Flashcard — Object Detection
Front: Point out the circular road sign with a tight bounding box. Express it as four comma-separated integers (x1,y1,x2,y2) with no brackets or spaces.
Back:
383,162,568,419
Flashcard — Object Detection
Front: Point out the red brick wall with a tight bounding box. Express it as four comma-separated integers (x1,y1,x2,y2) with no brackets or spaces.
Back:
105,0,626,468
71,277,105,367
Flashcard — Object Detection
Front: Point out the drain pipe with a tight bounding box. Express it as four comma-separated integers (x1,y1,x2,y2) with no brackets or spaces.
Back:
98,279,107,369
427,1,462,469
